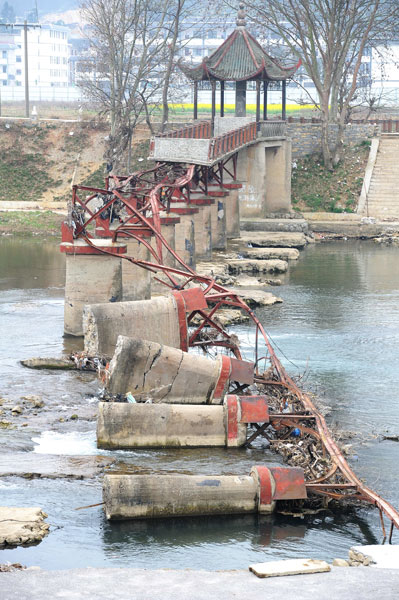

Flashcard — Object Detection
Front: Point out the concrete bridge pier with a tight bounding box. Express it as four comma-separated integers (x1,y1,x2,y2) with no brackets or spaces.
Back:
208,196,227,250
150,218,179,294
60,239,126,337
237,138,292,217
83,287,208,357
223,183,241,238
122,236,152,301
171,207,197,269
189,199,213,260
103,465,306,520
96,395,269,449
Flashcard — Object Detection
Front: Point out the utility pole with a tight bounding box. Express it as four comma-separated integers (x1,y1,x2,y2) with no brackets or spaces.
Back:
24,21,29,117
0,22,41,118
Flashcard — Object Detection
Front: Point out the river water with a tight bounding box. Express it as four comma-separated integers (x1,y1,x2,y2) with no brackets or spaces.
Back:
0,236,398,569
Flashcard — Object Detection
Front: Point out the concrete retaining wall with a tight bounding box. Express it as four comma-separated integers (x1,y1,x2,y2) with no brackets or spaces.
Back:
287,122,377,159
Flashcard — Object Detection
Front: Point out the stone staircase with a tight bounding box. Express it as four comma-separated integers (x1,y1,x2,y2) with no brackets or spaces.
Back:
364,134,399,220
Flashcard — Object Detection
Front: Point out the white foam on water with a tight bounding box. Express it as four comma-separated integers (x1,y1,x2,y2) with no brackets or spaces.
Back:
32,430,98,455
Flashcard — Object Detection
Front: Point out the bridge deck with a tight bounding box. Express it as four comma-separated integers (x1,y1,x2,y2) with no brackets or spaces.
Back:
150,120,287,166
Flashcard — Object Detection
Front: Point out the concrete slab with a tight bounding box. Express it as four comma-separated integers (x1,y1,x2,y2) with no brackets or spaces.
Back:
239,231,307,249
0,507,49,547
0,567,399,600
249,558,330,578
240,217,308,233
229,289,283,307
351,545,399,569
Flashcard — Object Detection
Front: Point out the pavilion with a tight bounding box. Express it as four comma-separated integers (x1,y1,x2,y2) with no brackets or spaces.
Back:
178,4,301,126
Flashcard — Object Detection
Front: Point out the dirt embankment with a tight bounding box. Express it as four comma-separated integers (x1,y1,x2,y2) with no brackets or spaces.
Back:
0,120,152,235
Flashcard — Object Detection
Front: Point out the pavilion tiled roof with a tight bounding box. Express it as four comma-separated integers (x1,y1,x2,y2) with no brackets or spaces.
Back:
179,16,300,82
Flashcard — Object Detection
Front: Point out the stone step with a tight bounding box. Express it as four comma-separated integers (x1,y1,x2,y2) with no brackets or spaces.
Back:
239,231,308,248
240,217,308,233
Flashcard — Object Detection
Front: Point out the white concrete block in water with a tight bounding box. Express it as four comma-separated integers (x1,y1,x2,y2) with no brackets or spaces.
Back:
249,558,330,578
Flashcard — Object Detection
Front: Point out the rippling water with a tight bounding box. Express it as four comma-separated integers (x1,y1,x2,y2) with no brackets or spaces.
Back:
0,237,398,569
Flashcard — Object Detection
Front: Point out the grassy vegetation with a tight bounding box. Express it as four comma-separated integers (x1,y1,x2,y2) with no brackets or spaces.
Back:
0,148,63,202
0,211,64,236
291,141,370,213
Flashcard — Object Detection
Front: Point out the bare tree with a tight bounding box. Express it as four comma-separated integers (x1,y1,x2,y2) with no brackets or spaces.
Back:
79,0,173,173
245,0,399,168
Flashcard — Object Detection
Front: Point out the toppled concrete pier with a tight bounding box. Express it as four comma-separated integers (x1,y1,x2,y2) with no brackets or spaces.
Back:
106,336,253,404
83,288,208,357
103,465,307,519
97,395,268,449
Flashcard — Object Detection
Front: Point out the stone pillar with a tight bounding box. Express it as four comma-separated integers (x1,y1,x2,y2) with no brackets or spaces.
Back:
225,189,240,238
237,139,292,217
122,238,151,301
150,222,177,295
174,212,196,269
212,197,227,249
235,80,247,117
64,254,122,337
265,139,292,213
193,205,212,259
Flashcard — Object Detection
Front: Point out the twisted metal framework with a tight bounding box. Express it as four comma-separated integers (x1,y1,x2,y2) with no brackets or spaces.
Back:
63,159,399,541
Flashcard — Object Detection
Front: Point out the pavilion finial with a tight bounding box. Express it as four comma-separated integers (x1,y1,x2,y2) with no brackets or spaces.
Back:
236,3,246,27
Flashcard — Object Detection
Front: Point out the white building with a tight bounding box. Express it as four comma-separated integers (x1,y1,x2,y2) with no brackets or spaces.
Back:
0,23,82,101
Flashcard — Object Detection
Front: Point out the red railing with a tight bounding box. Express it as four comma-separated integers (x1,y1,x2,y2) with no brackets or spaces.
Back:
208,122,257,160
156,121,211,140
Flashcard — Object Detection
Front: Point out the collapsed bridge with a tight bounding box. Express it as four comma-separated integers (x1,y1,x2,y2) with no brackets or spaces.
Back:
60,119,399,539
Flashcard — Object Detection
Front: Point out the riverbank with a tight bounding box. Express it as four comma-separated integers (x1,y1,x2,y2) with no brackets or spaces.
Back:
0,211,63,236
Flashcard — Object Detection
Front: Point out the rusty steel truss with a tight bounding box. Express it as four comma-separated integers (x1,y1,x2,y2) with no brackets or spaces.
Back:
62,156,399,542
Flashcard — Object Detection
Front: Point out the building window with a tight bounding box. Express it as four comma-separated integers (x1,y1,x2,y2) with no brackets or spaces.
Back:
16,69,21,75
16,81,22,86
2,81,7,86
2,66,6,73
16,56,22,63
2,51,6,58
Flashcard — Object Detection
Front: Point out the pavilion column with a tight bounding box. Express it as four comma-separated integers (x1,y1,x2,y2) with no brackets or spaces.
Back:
193,81,198,120
211,80,216,133
263,81,268,120
220,81,225,117
235,80,246,117
256,80,260,128
282,80,286,120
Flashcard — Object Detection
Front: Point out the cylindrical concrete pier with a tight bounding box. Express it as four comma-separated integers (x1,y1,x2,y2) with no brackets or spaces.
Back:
64,253,123,337
106,336,229,404
103,465,307,520
225,189,240,239
190,201,212,260
122,238,151,301
83,294,185,356
96,395,256,449
97,402,228,449
211,198,227,250
173,210,196,268
150,220,178,293
103,473,258,519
